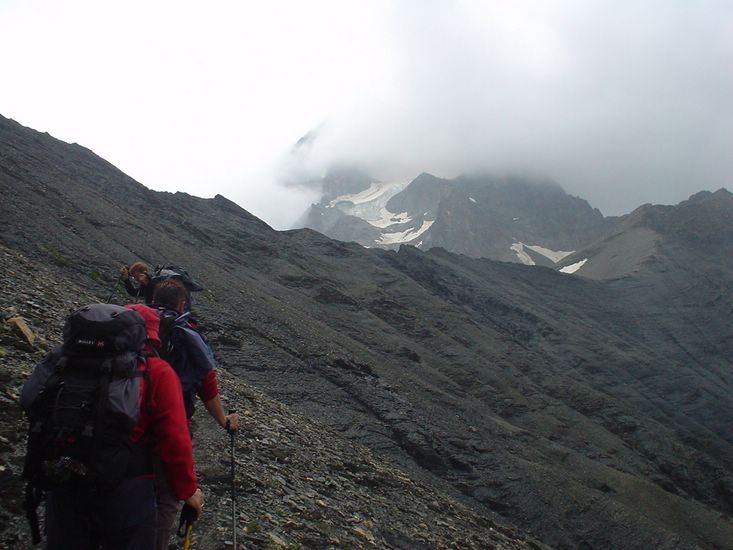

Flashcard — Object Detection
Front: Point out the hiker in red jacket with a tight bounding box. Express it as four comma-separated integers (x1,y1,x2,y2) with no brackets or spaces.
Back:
147,280,238,550
126,304,204,508
26,304,203,550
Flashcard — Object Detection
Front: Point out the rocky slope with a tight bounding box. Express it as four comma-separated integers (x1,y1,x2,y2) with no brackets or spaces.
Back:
2,114,733,549
0,244,540,550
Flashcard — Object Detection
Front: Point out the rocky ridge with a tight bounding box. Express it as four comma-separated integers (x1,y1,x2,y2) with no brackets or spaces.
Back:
557,188,733,280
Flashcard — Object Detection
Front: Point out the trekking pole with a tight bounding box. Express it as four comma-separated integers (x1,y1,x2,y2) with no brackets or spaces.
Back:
178,503,197,550
105,273,124,303
24,484,42,545
226,409,237,549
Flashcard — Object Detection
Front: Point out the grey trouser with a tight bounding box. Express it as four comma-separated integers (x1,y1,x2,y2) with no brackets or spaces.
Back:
153,459,181,550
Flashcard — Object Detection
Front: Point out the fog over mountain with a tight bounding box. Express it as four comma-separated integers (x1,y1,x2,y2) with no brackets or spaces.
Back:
295,167,621,265
281,1,733,220
1,1,731,229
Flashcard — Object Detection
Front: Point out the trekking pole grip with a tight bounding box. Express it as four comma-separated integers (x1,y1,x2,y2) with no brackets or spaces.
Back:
177,503,197,536
226,408,236,433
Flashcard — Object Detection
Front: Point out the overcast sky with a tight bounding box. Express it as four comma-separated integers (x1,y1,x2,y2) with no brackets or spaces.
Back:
1,0,731,228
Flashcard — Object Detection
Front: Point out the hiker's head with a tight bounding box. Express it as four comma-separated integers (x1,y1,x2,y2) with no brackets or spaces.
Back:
153,278,188,313
125,304,161,348
129,262,150,284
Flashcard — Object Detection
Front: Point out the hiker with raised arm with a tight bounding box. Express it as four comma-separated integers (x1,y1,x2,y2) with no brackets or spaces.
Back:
120,261,155,303
21,303,204,550
120,262,203,311
151,278,238,550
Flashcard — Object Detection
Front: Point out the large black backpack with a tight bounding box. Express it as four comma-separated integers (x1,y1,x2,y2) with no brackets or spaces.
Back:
20,304,151,543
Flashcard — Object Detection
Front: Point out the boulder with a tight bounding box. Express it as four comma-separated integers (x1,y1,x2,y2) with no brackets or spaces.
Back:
5,317,35,349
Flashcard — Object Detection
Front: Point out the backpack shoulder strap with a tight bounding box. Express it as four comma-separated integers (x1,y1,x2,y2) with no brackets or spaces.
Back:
136,355,152,416
123,355,154,479
24,483,42,544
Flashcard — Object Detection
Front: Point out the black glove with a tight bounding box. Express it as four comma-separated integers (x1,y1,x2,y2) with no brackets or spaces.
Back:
177,503,197,536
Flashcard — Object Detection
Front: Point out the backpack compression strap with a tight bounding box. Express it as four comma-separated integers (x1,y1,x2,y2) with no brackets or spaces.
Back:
22,353,70,545
127,357,153,478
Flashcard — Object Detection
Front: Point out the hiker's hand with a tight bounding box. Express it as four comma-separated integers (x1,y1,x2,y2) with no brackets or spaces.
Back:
185,488,204,518
120,266,129,279
224,412,239,431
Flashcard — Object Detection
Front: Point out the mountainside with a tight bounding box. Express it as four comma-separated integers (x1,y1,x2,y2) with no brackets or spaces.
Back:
298,169,619,265
557,189,733,279
0,244,534,550
3,114,733,549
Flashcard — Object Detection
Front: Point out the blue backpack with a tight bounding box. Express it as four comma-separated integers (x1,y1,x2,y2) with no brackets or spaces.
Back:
151,265,204,311
155,307,214,417
152,265,203,291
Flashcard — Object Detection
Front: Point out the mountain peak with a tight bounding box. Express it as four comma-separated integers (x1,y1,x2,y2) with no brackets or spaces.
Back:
298,170,611,264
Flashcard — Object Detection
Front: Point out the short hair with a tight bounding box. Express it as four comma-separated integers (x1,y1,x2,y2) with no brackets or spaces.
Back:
153,278,187,308
129,262,150,277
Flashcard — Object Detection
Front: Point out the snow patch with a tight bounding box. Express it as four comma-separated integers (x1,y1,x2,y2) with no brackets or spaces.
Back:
323,179,436,247
511,243,535,266
379,220,435,245
327,180,411,229
524,244,574,263
369,208,412,228
560,259,588,274
511,242,575,265
328,181,405,208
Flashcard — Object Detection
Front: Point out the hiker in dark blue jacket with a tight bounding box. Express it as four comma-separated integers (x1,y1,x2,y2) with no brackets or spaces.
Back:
150,278,238,550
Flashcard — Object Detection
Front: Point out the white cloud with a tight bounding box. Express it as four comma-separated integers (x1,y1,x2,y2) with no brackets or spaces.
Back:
1,0,731,228
294,1,733,216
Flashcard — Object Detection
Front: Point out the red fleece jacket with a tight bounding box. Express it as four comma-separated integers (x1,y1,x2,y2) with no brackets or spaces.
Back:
197,369,219,403
130,356,198,500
